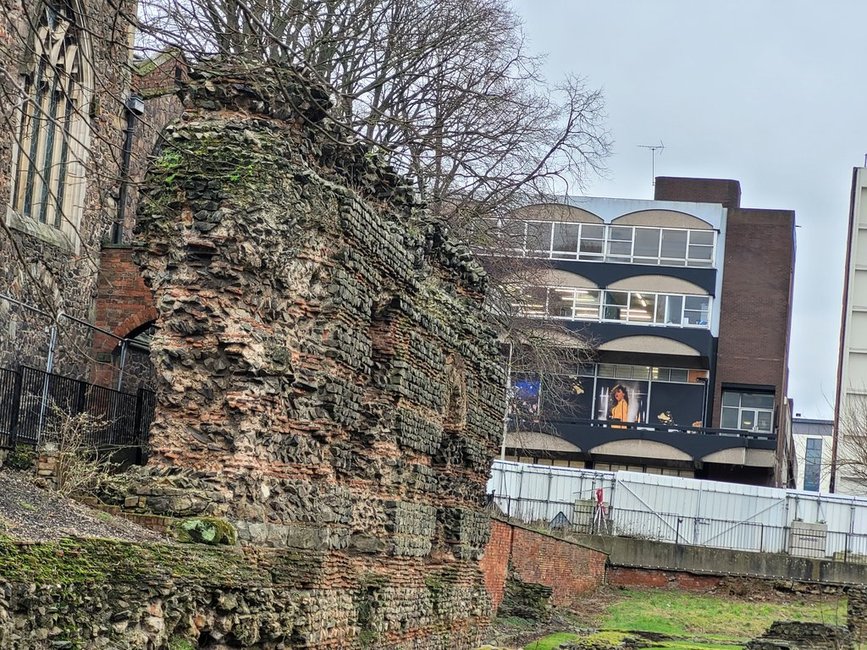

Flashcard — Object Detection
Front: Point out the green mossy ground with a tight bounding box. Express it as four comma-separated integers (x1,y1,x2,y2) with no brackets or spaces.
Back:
0,534,262,587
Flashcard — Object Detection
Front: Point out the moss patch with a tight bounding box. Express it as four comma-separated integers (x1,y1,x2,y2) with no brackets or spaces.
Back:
0,535,263,587
172,517,237,545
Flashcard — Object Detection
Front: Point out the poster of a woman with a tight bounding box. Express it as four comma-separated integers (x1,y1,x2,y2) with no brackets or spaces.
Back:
609,384,629,428
596,379,647,426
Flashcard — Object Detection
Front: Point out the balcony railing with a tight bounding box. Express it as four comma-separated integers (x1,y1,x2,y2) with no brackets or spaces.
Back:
507,416,776,441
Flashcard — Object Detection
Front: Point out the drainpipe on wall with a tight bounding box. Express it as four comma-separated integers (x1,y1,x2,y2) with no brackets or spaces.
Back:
112,94,144,244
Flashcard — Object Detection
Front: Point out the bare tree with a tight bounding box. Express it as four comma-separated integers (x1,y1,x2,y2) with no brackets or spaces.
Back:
136,0,610,438
833,396,867,494
137,0,611,236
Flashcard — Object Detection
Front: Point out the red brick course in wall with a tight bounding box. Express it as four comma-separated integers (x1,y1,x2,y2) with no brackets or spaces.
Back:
480,519,608,612
479,520,513,610
91,246,156,385
607,567,723,591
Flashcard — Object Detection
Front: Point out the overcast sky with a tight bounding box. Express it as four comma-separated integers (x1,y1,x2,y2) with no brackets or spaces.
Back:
512,0,866,420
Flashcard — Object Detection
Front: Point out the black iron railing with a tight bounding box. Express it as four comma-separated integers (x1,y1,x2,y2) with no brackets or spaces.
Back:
508,416,777,441
0,365,154,451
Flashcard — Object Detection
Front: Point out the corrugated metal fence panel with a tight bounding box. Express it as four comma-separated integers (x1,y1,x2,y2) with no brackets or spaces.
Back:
488,460,867,558
488,461,615,528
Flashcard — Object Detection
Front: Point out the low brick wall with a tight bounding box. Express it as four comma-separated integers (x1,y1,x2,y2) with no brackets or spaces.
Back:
480,519,607,613
608,567,724,591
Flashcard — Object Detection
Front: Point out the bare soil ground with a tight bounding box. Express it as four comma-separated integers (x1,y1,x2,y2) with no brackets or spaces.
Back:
0,467,167,543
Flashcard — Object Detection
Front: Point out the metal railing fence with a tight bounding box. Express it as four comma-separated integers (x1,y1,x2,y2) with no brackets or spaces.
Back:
0,365,154,451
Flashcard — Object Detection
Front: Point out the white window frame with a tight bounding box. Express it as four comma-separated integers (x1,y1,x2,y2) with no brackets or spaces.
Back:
721,391,775,433
482,219,717,269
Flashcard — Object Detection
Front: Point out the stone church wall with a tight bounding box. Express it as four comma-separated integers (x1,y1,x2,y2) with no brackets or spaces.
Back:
0,0,136,378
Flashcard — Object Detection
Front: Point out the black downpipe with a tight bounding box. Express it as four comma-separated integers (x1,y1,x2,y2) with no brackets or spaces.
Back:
112,95,143,244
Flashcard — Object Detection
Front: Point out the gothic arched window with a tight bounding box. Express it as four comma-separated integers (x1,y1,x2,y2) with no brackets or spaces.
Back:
11,0,92,241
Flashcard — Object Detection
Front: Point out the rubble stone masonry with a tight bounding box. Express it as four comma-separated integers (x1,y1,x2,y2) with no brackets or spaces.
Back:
127,63,506,648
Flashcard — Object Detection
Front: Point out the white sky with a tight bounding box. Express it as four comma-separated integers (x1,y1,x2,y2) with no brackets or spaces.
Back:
512,0,867,420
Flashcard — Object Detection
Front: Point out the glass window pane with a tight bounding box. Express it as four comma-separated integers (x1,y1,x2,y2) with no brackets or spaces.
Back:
632,366,651,380
573,290,601,320
582,224,605,239
610,227,633,241
597,363,616,378
579,238,604,255
689,230,714,245
655,298,665,323
721,407,739,428
688,244,713,260
683,296,710,325
628,292,656,323
740,409,756,430
664,295,683,324
634,228,661,257
742,393,774,409
756,411,773,432
608,241,631,257
548,288,575,318
502,219,526,249
660,229,688,259
722,391,740,407
552,223,580,254
515,286,547,317
603,291,628,320
669,369,689,382
526,222,552,252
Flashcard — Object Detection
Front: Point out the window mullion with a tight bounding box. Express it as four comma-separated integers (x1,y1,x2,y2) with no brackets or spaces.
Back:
38,58,63,226
23,56,49,219
548,221,554,259
53,69,76,229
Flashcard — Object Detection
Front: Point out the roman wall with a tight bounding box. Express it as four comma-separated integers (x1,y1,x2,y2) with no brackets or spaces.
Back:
125,62,506,648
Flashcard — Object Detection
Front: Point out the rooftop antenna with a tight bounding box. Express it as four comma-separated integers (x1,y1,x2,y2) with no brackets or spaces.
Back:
638,140,665,187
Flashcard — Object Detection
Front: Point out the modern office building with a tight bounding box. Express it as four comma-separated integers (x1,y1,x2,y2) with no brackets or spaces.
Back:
792,418,832,492
833,167,867,495
501,177,797,487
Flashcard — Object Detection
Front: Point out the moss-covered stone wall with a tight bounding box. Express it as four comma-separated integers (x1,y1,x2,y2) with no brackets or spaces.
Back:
119,63,505,648
0,535,490,648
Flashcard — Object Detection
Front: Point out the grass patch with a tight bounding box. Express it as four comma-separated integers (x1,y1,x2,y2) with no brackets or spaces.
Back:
655,642,743,650
523,632,581,649
602,589,847,640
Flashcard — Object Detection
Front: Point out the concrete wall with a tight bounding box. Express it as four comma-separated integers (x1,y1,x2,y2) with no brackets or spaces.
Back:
576,533,867,585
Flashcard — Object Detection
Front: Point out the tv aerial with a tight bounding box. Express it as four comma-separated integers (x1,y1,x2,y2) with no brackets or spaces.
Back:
638,141,665,187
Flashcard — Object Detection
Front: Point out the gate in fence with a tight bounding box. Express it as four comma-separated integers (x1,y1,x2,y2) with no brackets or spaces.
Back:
0,365,154,452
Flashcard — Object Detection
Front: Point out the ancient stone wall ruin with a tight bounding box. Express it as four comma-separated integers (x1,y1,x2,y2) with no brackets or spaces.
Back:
849,585,866,645
127,64,506,648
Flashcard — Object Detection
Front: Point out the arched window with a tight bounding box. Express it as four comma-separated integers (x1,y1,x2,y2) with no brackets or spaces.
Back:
11,0,91,242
